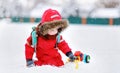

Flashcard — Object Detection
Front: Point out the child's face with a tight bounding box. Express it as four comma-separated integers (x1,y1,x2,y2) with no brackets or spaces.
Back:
48,27,58,35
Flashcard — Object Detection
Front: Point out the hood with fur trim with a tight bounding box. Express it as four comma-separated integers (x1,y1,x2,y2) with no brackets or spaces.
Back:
37,9,69,36
38,19,68,36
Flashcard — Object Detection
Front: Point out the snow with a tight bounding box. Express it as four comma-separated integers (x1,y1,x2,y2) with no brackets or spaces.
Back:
76,0,97,5
0,20,120,73
90,8,120,18
30,3,62,18
30,3,120,18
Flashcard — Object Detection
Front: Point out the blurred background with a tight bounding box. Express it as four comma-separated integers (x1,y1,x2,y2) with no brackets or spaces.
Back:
0,0,120,18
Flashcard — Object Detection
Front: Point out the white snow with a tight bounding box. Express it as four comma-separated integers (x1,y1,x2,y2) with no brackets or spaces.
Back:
30,3,62,18
90,8,120,18
0,20,120,73
30,3,120,18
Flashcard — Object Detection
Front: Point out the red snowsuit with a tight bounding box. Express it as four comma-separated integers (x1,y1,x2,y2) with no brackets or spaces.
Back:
25,35,71,67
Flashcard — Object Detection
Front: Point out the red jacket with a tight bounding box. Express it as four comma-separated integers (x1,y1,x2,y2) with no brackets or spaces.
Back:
25,35,71,67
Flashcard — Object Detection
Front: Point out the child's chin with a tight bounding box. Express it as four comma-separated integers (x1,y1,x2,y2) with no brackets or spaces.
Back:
48,33,57,36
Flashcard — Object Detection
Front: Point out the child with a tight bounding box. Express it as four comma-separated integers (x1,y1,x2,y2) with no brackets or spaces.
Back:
25,9,76,67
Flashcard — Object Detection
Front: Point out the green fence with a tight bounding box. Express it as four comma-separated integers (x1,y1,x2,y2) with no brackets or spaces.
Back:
87,18,109,25
11,16,120,25
68,16,82,24
11,17,41,23
113,18,120,25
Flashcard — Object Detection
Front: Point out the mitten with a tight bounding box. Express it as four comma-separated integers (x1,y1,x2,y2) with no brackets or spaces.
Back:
66,51,76,62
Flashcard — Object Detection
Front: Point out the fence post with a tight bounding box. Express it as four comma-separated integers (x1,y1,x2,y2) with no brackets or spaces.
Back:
82,17,86,25
109,18,113,25
30,18,35,23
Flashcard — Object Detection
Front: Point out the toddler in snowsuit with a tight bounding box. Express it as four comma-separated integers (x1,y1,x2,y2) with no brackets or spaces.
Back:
25,9,76,67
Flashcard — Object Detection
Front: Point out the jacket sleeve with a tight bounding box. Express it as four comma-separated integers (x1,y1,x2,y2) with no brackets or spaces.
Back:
57,36,72,54
25,36,34,60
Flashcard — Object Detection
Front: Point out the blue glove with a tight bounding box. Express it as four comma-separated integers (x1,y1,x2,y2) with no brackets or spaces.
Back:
26,59,35,67
66,51,76,62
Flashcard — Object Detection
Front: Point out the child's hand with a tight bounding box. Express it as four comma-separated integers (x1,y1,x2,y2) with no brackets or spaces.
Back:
66,51,76,62
26,59,35,67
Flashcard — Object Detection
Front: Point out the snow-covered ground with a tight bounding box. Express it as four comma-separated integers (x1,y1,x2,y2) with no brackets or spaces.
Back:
0,20,120,73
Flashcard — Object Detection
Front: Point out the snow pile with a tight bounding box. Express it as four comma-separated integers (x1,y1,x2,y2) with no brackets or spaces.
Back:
0,20,120,73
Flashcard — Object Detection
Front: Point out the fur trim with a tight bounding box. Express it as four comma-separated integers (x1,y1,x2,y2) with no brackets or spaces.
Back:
38,19,68,36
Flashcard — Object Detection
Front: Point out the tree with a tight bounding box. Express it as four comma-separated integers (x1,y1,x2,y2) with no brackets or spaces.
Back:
96,0,120,8
61,0,80,18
